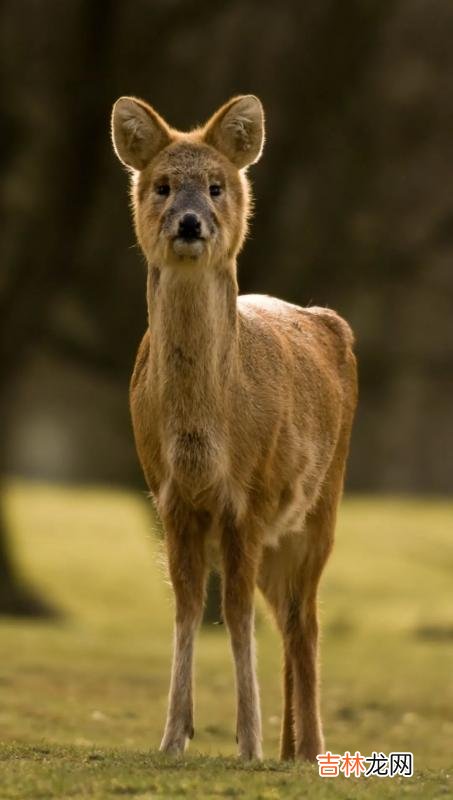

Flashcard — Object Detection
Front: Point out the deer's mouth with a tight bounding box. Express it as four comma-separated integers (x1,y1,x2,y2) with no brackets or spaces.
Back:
172,236,206,259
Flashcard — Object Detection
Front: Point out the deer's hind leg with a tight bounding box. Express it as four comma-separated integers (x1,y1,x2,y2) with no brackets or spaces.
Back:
258,476,345,761
288,423,354,761
259,410,354,761
258,538,301,761
258,519,333,761
288,517,333,762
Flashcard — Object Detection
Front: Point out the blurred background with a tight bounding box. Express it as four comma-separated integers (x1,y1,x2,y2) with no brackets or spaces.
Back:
1,3,453,788
0,0,453,607
1,3,452,610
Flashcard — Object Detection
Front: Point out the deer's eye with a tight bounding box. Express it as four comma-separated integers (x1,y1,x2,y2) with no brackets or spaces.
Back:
156,184,170,197
209,184,222,197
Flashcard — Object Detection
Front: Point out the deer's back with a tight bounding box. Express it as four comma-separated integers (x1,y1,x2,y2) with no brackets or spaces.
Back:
236,294,356,445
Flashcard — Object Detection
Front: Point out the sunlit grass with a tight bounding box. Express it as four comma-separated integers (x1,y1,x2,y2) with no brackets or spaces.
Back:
0,482,452,798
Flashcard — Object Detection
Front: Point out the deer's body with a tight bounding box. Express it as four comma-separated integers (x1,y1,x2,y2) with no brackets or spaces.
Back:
112,95,357,761
132,289,353,549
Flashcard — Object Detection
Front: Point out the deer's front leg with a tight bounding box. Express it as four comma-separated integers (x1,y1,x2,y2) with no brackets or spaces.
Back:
221,512,262,760
160,505,207,755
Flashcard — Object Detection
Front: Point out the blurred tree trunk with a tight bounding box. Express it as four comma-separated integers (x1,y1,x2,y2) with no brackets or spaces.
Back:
0,0,117,615
0,499,58,617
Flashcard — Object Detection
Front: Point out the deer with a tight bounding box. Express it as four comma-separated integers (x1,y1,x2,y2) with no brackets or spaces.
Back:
111,94,357,762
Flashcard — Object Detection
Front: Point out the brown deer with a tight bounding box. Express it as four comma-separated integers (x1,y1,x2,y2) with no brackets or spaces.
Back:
111,94,357,761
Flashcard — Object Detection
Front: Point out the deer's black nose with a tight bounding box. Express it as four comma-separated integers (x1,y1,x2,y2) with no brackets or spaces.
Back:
178,213,201,240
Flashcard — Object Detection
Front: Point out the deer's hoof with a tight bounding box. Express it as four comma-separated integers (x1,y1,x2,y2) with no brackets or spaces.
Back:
237,739,263,761
159,731,187,755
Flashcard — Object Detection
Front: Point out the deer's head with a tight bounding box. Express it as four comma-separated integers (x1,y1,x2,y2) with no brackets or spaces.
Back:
111,95,265,267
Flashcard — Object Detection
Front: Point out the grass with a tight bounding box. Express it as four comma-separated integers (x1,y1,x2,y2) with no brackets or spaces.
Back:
0,481,452,798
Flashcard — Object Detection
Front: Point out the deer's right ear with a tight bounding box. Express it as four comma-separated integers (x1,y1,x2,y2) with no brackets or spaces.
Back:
111,97,171,170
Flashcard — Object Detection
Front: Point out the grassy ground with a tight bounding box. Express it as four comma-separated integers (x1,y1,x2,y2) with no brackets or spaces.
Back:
0,482,452,798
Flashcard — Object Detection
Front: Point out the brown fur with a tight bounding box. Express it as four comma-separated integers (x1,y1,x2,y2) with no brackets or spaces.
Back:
111,94,357,760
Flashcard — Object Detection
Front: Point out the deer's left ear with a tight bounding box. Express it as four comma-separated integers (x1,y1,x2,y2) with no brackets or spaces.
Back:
203,95,265,169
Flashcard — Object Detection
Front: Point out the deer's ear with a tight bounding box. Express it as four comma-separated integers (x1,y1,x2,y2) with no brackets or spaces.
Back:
203,95,265,169
111,97,171,170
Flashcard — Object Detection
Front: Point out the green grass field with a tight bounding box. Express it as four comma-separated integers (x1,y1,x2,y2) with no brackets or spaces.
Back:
1,482,452,798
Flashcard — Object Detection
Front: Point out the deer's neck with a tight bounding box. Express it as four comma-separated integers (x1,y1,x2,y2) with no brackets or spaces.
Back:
147,261,238,436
